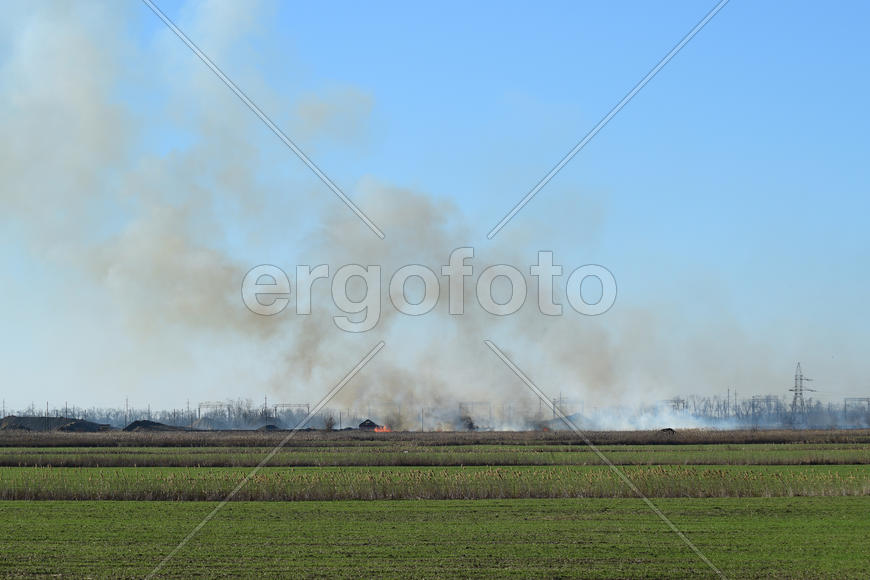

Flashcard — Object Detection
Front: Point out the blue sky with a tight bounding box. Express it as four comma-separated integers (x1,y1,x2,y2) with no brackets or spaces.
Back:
1,1,868,409
147,0,870,384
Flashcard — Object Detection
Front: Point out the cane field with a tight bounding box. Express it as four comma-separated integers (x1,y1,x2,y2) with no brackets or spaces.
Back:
1,429,868,579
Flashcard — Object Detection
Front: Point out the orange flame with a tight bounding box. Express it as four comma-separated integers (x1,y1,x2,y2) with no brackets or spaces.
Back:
374,425,391,432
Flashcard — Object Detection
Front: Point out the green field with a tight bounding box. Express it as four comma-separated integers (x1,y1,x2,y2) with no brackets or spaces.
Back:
1,430,868,578
3,442,869,467
1,464,868,500
1,498,868,578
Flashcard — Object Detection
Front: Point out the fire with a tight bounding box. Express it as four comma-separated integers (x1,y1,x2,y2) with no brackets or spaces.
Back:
374,425,391,432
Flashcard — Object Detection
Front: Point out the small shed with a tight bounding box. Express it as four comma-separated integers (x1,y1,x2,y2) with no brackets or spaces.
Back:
358,419,380,431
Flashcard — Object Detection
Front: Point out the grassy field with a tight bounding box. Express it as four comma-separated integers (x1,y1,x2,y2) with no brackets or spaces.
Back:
3,428,870,447
1,465,868,500
3,443,870,467
0,498,868,579
1,430,868,578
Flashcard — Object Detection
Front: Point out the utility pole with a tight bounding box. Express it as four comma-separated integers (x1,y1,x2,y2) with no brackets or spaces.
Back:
125,397,128,426
790,362,816,424
420,408,424,432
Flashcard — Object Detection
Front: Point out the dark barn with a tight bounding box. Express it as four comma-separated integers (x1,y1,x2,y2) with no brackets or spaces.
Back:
358,419,380,431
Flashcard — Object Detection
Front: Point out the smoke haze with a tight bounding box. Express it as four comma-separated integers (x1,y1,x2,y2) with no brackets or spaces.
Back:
1,1,867,426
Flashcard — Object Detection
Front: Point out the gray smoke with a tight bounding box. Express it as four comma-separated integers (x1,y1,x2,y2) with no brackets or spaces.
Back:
1,2,849,429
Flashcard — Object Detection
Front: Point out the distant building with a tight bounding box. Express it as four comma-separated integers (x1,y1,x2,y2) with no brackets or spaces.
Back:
358,419,380,431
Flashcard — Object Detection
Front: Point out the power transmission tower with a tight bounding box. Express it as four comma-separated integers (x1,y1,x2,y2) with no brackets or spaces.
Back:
789,362,815,422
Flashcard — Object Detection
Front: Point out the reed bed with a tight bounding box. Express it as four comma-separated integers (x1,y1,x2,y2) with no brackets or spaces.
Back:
2,443,868,467
3,428,870,449
1,465,867,501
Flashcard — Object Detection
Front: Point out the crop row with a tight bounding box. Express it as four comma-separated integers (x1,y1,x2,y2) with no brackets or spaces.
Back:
3,428,870,448
1,465,867,500
2,445,869,467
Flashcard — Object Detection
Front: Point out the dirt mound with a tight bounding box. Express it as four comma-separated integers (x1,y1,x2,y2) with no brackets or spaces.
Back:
0,415,110,432
0,416,31,430
256,424,281,431
122,420,185,432
57,419,111,432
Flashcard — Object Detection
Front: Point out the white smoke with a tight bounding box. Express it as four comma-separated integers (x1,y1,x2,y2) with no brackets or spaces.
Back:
1,1,850,427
